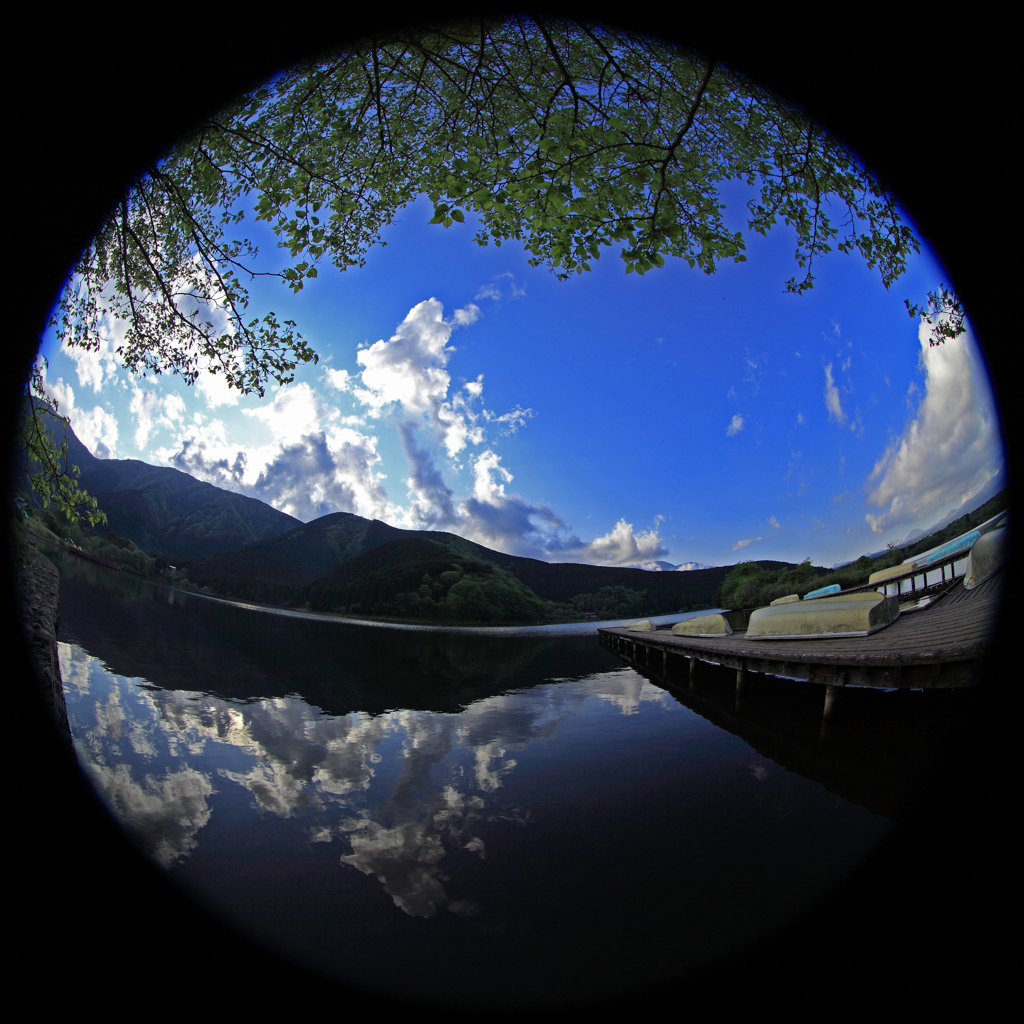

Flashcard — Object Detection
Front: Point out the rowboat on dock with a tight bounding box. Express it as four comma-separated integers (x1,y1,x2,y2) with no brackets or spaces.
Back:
604,519,1006,699
964,522,1008,589
745,591,900,640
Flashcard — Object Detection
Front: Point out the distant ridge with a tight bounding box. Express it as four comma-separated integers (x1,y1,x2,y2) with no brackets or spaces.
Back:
18,410,818,619
830,475,1009,569
896,469,1006,547
185,508,749,613
626,559,715,572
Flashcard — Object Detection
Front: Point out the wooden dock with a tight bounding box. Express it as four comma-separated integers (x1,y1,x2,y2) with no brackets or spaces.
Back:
599,567,1005,695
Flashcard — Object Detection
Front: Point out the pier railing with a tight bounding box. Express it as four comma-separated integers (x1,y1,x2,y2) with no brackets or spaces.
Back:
843,549,969,603
828,510,1007,607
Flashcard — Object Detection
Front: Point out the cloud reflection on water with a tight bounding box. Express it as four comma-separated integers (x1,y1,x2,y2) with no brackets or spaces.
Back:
60,641,669,919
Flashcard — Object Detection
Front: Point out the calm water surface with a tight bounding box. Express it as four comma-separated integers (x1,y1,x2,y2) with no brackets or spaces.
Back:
52,551,894,1009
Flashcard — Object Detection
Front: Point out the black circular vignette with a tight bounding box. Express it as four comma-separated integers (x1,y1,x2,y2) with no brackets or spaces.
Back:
8,6,1015,1019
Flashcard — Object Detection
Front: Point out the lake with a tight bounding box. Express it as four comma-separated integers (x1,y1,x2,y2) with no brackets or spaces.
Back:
38,548,985,1011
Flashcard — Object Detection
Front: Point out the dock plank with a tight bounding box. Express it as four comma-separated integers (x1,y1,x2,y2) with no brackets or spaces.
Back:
598,569,1005,689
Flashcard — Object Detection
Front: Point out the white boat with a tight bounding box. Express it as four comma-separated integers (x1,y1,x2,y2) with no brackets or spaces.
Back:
964,524,1008,589
670,613,733,637
745,591,900,640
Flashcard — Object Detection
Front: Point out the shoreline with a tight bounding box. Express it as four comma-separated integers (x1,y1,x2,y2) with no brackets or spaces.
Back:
76,570,715,636
16,541,72,751
39,534,716,635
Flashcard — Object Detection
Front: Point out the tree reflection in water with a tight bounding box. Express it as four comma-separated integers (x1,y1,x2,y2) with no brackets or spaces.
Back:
55,560,895,1008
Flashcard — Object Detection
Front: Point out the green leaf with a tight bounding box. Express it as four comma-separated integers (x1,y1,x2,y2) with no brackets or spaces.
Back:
50,16,924,414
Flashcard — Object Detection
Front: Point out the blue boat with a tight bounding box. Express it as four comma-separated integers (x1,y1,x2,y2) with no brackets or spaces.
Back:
921,531,980,565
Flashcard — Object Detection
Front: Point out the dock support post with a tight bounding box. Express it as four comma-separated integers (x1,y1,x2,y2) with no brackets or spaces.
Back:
820,681,843,743
688,657,698,691
735,666,747,713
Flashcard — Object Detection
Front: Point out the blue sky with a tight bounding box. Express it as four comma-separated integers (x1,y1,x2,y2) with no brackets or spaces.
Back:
37,181,1004,571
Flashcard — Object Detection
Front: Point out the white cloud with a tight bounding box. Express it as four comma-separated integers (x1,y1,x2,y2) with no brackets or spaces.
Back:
244,381,339,446
129,381,161,449
352,298,494,459
395,440,664,566
73,405,120,459
195,362,243,408
398,441,570,558
563,517,669,565
161,392,186,427
452,303,481,326
732,535,763,551
158,386,391,523
437,386,486,458
346,297,541,541
341,299,671,564
484,404,533,436
37,360,76,417
36,358,118,458
475,282,502,301
864,320,1003,535
742,349,767,394
823,362,844,424
121,380,186,452
475,272,526,302
726,414,744,436
354,298,461,416
60,306,122,392
249,428,390,522
325,367,351,391
472,449,512,503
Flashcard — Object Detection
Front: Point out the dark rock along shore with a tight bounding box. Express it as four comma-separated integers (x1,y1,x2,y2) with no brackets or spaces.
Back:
16,545,72,751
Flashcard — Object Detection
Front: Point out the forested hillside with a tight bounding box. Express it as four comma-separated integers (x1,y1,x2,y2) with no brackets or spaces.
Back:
184,505,798,621
25,413,994,626
184,506,758,616
301,537,549,623
17,412,300,558
186,512,408,602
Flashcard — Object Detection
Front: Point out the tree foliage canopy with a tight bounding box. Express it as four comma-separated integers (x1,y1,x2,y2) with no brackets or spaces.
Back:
17,369,106,527
47,16,947,394
28,14,962,521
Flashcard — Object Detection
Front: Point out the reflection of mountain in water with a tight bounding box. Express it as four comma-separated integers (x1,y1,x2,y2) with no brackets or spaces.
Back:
603,638,976,820
50,547,911,1009
50,549,618,716
60,623,668,926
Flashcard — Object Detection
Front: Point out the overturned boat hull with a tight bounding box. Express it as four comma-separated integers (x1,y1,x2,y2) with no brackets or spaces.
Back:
964,525,1008,589
746,591,901,640
671,612,733,637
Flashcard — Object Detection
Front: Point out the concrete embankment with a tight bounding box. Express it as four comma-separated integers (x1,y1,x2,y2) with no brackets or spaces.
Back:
17,545,72,751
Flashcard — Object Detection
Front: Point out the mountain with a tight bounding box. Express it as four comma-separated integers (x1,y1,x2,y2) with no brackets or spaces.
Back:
301,536,549,623
19,409,795,618
19,411,301,559
185,511,421,602
185,507,748,614
626,559,714,572
896,469,1007,547
831,551,889,570
832,477,1009,568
